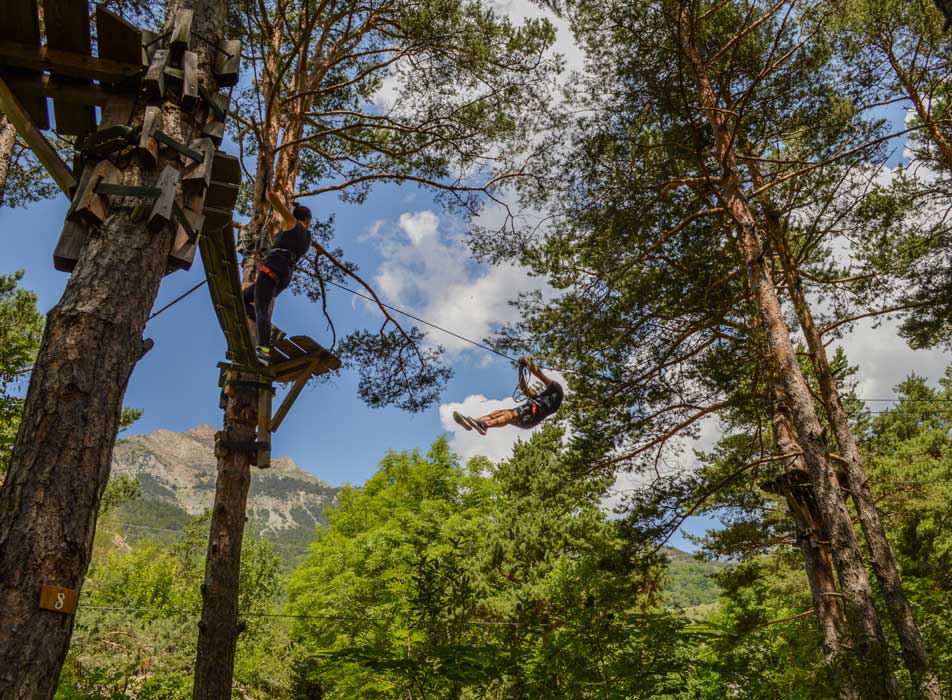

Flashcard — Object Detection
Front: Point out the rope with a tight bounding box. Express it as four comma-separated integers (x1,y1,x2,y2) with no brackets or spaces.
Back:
324,279,520,364
147,280,208,321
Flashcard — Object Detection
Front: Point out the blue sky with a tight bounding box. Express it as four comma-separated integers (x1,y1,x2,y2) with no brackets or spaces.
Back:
2,3,942,554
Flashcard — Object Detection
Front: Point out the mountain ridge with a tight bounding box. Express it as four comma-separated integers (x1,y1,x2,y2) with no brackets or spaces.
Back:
111,424,338,543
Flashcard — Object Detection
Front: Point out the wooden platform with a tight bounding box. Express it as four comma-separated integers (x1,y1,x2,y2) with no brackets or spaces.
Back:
0,1,143,138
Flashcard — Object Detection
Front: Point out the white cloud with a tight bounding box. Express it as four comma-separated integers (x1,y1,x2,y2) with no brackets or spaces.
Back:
833,316,948,400
440,394,539,463
372,209,550,357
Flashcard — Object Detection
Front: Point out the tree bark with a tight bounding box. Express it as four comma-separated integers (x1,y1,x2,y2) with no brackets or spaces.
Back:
0,1,227,697
0,115,16,207
192,383,257,700
770,216,943,700
192,20,289,698
671,7,899,699
767,383,859,700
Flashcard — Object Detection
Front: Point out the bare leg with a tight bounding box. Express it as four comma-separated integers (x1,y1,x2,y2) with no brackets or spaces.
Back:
475,409,520,429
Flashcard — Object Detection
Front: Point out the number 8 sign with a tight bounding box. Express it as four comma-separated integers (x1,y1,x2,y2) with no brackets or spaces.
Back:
39,584,78,614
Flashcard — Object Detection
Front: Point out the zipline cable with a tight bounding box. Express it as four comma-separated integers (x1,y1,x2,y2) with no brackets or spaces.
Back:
323,279,520,365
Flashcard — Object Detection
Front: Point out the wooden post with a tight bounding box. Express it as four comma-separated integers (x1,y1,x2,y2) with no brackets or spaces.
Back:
53,220,88,272
213,39,241,87
144,48,171,98
138,106,163,166
256,384,272,468
170,9,194,58
182,51,199,110
184,137,216,192
147,166,181,232
66,160,123,225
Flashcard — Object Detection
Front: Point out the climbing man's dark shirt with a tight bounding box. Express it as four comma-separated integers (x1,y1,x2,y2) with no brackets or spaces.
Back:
269,221,311,266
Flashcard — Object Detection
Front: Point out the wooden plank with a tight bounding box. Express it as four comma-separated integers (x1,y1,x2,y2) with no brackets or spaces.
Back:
181,51,199,110
80,124,136,156
53,219,88,272
98,93,135,129
213,39,241,87
211,150,241,185
272,337,306,359
169,9,193,58
183,137,215,192
269,359,318,432
289,335,341,370
0,0,48,129
66,159,122,224
201,90,229,144
1,0,40,43
0,41,142,82
202,205,232,232
2,74,110,106
199,226,257,366
95,5,142,66
138,105,162,166
39,584,79,614
42,0,97,135
0,76,75,194
141,29,157,66
148,166,181,232
168,189,205,272
205,180,239,210
144,49,170,98
255,384,272,468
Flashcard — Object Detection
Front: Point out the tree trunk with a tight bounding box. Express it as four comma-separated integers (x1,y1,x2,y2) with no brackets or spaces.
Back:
192,383,257,700
670,7,899,699
771,219,943,700
0,115,16,207
0,2,227,697
192,19,288,697
767,383,860,700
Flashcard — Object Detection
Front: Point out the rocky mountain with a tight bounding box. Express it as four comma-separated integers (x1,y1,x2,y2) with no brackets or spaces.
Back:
111,425,338,549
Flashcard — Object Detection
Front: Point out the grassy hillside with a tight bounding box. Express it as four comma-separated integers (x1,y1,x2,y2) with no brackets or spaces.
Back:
662,546,728,608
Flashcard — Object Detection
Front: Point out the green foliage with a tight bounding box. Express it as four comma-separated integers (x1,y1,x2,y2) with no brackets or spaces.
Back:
286,430,697,698
57,510,286,699
0,271,43,476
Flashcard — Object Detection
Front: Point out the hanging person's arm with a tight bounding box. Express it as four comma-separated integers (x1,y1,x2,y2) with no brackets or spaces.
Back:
266,189,296,235
520,356,553,386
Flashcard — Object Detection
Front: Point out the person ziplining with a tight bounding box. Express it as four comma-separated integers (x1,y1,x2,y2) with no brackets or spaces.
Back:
453,357,564,435
241,190,313,364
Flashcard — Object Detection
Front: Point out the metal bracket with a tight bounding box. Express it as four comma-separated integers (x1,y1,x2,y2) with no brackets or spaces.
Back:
173,203,197,241
223,379,274,392
154,129,204,162
214,431,270,456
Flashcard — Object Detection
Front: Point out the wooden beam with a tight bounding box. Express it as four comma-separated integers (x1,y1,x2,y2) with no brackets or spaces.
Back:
169,9,193,58
2,74,110,106
45,0,96,136
256,383,273,468
269,360,319,432
0,41,142,83
0,76,75,194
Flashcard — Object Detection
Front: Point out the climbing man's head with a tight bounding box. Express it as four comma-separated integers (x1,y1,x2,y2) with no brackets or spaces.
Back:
292,201,313,227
